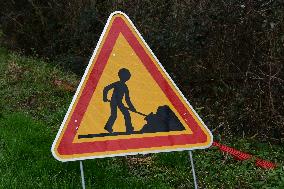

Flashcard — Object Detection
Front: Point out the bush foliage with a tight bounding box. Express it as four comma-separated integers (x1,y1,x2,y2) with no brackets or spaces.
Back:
1,0,283,141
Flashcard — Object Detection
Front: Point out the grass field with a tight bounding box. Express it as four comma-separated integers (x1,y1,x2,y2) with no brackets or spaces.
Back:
0,47,283,188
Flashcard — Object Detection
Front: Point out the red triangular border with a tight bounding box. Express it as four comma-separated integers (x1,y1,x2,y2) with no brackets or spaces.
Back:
56,14,210,156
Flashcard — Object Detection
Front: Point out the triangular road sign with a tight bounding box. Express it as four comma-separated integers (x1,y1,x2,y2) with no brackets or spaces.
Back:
52,11,213,162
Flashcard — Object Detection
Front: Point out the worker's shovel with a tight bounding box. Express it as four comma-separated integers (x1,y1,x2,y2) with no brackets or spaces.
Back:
105,99,147,117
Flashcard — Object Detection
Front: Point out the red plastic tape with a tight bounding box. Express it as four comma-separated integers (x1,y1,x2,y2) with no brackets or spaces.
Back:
212,141,276,169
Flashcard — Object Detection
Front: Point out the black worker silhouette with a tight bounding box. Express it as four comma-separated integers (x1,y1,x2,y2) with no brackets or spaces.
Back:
77,69,186,139
103,68,136,134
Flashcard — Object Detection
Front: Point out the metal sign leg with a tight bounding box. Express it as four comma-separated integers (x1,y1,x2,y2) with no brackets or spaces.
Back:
189,151,198,189
80,161,86,189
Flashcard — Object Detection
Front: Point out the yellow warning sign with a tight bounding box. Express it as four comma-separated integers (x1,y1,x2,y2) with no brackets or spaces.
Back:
51,11,212,162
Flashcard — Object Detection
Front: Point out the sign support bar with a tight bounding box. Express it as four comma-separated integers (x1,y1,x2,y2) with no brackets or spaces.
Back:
189,151,198,189
80,161,86,189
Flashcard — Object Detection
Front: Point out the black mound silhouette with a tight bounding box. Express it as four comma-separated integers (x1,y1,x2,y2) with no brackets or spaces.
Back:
78,105,185,139
140,105,185,133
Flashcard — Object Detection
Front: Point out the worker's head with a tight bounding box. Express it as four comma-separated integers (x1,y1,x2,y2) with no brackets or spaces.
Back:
118,68,131,82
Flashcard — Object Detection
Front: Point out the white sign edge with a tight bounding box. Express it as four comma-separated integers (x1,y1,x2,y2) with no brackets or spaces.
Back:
51,11,213,162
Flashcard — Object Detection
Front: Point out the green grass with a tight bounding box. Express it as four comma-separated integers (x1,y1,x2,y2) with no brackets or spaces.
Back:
0,47,283,188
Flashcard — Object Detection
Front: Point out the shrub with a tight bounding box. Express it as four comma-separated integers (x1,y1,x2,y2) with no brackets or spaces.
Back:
1,0,283,141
